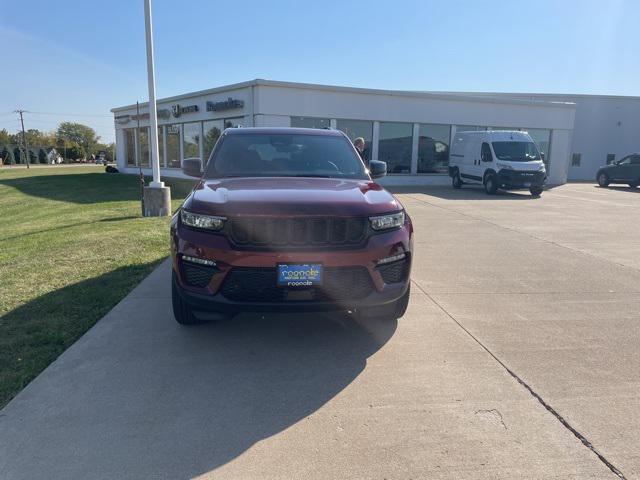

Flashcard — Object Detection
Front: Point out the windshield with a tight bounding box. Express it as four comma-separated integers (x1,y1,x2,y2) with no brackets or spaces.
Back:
491,141,541,162
204,133,368,179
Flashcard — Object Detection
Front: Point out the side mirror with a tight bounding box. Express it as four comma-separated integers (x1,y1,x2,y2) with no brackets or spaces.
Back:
540,152,545,161
368,160,387,179
182,158,202,177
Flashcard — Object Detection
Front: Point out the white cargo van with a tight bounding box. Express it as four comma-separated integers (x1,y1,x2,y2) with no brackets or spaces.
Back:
448,130,547,196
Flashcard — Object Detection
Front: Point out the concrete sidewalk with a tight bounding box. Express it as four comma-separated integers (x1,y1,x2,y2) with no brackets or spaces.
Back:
1,184,637,479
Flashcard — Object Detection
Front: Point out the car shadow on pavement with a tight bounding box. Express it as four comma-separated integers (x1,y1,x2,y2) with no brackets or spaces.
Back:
597,185,640,193
152,312,398,477
0,266,398,479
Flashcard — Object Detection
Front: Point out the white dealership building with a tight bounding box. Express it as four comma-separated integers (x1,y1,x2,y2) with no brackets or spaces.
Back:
111,79,640,185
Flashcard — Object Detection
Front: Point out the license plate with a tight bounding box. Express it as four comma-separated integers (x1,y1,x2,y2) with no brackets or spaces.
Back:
277,264,323,287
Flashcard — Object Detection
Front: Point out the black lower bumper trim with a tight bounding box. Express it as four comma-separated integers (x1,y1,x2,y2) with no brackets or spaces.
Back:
174,273,409,315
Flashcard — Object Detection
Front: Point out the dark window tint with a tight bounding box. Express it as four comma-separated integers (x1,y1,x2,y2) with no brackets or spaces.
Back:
205,133,367,179
481,142,493,162
203,120,223,165
418,124,450,173
492,141,541,162
166,124,181,168
378,122,412,174
336,119,373,162
124,129,136,166
572,153,581,167
631,156,640,165
138,127,150,167
291,117,330,129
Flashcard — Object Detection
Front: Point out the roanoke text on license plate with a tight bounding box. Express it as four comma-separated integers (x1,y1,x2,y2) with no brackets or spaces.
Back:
277,264,323,287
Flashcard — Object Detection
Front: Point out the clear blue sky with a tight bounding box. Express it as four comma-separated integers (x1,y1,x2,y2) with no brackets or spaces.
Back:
0,0,637,143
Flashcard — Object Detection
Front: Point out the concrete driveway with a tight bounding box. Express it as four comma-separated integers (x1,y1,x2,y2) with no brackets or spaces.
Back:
1,183,638,479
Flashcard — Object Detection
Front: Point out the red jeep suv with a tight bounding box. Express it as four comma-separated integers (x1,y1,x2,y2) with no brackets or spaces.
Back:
170,127,413,324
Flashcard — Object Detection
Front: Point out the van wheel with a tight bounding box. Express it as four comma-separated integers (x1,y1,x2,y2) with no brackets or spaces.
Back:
452,171,463,189
597,173,609,187
530,186,543,196
172,271,202,325
484,174,498,195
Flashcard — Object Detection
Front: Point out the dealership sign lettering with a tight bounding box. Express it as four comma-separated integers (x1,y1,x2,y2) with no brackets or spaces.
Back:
206,97,244,112
172,104,199,118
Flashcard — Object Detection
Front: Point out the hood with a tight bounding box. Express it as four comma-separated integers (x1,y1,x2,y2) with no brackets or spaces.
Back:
185,177,401,217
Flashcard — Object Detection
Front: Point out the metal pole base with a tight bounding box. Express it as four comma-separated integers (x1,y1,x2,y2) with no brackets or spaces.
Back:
143,186,171,217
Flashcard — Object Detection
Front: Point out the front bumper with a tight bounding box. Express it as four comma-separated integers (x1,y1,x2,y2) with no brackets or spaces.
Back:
497,169,546,189
170,219,413,314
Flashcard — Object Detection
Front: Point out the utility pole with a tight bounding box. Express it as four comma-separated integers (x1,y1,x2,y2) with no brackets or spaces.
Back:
14,110,30,169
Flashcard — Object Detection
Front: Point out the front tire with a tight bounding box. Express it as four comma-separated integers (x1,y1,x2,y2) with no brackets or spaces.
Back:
597,172,610,187
452,170,463,189
484,174,498,195
530,186,543,196
172,271,202,325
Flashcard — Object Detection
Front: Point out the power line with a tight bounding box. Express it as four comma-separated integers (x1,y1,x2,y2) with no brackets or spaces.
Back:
27,111,112,118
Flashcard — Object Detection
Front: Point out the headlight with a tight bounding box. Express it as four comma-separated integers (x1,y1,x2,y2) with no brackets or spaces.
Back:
370,211,405,231
496,162,513,170
538,163,546,171
180,210,226,230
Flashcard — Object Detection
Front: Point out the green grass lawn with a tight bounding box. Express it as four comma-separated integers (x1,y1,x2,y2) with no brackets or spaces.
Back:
0,166,195,408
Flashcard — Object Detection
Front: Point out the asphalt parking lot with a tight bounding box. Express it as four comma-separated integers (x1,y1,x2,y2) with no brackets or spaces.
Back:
1,183,639,479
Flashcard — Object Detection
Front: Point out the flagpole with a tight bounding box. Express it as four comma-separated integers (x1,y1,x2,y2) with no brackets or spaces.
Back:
142,0,171,216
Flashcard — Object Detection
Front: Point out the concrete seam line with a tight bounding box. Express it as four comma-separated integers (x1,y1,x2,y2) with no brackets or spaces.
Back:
404,193,639,273
411,280,627,480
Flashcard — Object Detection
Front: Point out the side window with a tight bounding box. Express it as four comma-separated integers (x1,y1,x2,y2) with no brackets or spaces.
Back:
481,142,493,162
630,156,640,165
571,153,581,167
617,156,631,165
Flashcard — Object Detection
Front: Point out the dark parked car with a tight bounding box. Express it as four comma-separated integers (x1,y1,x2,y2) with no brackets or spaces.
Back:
597,154,640,188
170,127,413,325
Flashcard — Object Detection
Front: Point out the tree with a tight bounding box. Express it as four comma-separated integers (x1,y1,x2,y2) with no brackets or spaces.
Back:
56,122,100,158
96,142,116,162
0,128,14,145
0,146,14,164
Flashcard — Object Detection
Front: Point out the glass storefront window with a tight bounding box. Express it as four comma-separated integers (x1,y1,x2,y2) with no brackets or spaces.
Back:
336,119,373,161
224,117,244,129
167,124,181,168
378,122,413,174
157,126,164,166
418,124,451,173
456,125,486,132
525,128,552,169
183,122,200,159
138,127,150,167
124,129,136,166
203,120,223,164
290,116,330,129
